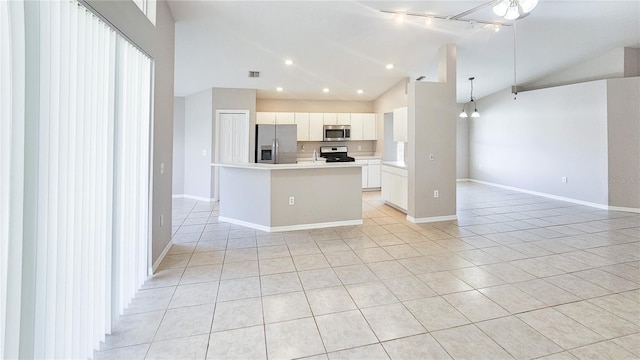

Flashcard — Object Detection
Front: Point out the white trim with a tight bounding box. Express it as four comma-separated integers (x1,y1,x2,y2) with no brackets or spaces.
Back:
456,178,471,182
608,205,640,213
150,238,172,275
469,179,610,210
219,216,363,233
177,194,216,202
407,215,458,223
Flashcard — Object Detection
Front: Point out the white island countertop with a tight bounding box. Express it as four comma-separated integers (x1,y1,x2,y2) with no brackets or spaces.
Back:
212,162,363,170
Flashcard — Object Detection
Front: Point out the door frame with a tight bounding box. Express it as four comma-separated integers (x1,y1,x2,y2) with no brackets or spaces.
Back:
214,109,250,202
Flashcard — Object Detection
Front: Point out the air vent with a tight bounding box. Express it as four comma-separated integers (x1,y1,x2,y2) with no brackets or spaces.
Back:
248,71,260,78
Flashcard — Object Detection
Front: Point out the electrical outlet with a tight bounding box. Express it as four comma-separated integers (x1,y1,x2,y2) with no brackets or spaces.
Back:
478,164,483,171
289,196,295,205
202,149,207,156
160,162,165,175
561,176,568,183
429,154,434,161
358,145,362,151
433,190,439,198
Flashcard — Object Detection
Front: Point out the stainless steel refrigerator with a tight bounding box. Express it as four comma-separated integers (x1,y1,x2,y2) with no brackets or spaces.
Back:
255,124,297,164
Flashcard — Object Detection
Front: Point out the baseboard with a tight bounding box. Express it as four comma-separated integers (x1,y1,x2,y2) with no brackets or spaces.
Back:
219,216,363,233
469,179,611,210
608,205,640,213
172,194,216,202
456,178,471,182
150,239,173,275
407,214,458,223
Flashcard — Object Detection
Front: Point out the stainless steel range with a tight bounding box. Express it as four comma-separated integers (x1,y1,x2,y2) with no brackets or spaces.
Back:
319,146,355,162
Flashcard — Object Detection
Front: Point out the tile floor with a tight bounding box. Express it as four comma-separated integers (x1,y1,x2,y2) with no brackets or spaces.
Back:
94,182,639,360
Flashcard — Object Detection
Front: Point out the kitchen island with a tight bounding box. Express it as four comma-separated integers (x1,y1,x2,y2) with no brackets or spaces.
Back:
211,162,363,232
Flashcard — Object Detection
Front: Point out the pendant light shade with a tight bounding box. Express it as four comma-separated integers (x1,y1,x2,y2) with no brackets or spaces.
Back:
459,77,480,119
493,0,538,20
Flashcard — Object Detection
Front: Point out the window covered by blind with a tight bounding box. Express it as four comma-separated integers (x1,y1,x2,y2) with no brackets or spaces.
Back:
0,0,154,358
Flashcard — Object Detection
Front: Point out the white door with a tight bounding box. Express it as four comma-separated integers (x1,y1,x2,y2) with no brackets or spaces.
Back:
215,110,249,200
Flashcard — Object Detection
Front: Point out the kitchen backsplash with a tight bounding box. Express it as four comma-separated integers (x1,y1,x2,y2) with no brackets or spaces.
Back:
297,140,377,158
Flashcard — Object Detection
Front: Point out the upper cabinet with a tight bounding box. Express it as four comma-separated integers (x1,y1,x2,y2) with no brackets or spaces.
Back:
294,113,310,141
393,107,408,142
309,113,324,141
256,112,276,124
350,113,376,141
275,112,295,124
256,111,377,141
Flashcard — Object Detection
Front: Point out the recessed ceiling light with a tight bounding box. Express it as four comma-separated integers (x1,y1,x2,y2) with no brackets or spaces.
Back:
285,59,293,66
395,13,405,23
357,89,364,94
323,88,330,93
386,63,394,70
276,87,283,92
425,16,433,25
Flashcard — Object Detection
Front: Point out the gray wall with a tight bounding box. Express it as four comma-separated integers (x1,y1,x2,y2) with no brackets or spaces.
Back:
173,97,185,195
456,117,469,179
180,88,257,200
374,79,409,159
607,77,640,208
407,44,457,220
471,81,610,205
184,89,214,200
86,0,175,266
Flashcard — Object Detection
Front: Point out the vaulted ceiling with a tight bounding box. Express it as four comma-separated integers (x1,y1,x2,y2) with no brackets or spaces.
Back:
168,1,640,103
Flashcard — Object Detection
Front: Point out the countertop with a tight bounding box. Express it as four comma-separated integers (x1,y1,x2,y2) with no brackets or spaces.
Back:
212,162,363,170
382,161,408,169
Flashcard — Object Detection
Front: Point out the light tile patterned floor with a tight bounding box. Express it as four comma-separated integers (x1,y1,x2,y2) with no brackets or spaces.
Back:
94,182,640,360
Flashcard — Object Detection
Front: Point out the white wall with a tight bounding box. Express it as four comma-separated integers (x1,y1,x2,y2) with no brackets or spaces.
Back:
173,97,185,195
184,89,214,200
470,81,610,205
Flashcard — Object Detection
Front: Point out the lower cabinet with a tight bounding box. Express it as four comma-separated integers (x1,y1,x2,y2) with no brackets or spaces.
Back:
367,161,381,188
357,159,381,190
381,165,407,211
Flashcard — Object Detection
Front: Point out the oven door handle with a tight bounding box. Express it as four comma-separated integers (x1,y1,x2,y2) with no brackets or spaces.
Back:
273,138,278,163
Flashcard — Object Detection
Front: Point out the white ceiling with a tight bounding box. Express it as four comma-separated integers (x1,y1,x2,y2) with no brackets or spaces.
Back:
168,1,640,102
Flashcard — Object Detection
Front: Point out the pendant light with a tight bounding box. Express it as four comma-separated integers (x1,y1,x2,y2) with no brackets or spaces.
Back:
493,0,538,20
459,77,480,118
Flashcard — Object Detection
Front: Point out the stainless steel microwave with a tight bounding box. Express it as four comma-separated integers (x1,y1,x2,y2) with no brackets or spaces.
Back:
323,125,351,141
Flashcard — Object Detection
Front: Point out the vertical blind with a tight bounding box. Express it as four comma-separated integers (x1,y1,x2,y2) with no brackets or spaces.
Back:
0,0,153,358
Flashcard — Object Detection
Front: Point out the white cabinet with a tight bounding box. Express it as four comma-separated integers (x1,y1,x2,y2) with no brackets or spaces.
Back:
350,113,377,141
323,113,337,125
357,158,381,189
275,112,295,124
362,113,377,140
309,113,324,141
381,164,407,211
393,107,408,142
258,111,375,141
350,113,364,141
256,112,276,124
337,113,351,125
294,113,310,141
367,159,381,188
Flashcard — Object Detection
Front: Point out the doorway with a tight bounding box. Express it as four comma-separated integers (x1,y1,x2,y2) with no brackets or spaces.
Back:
214,110,250,201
